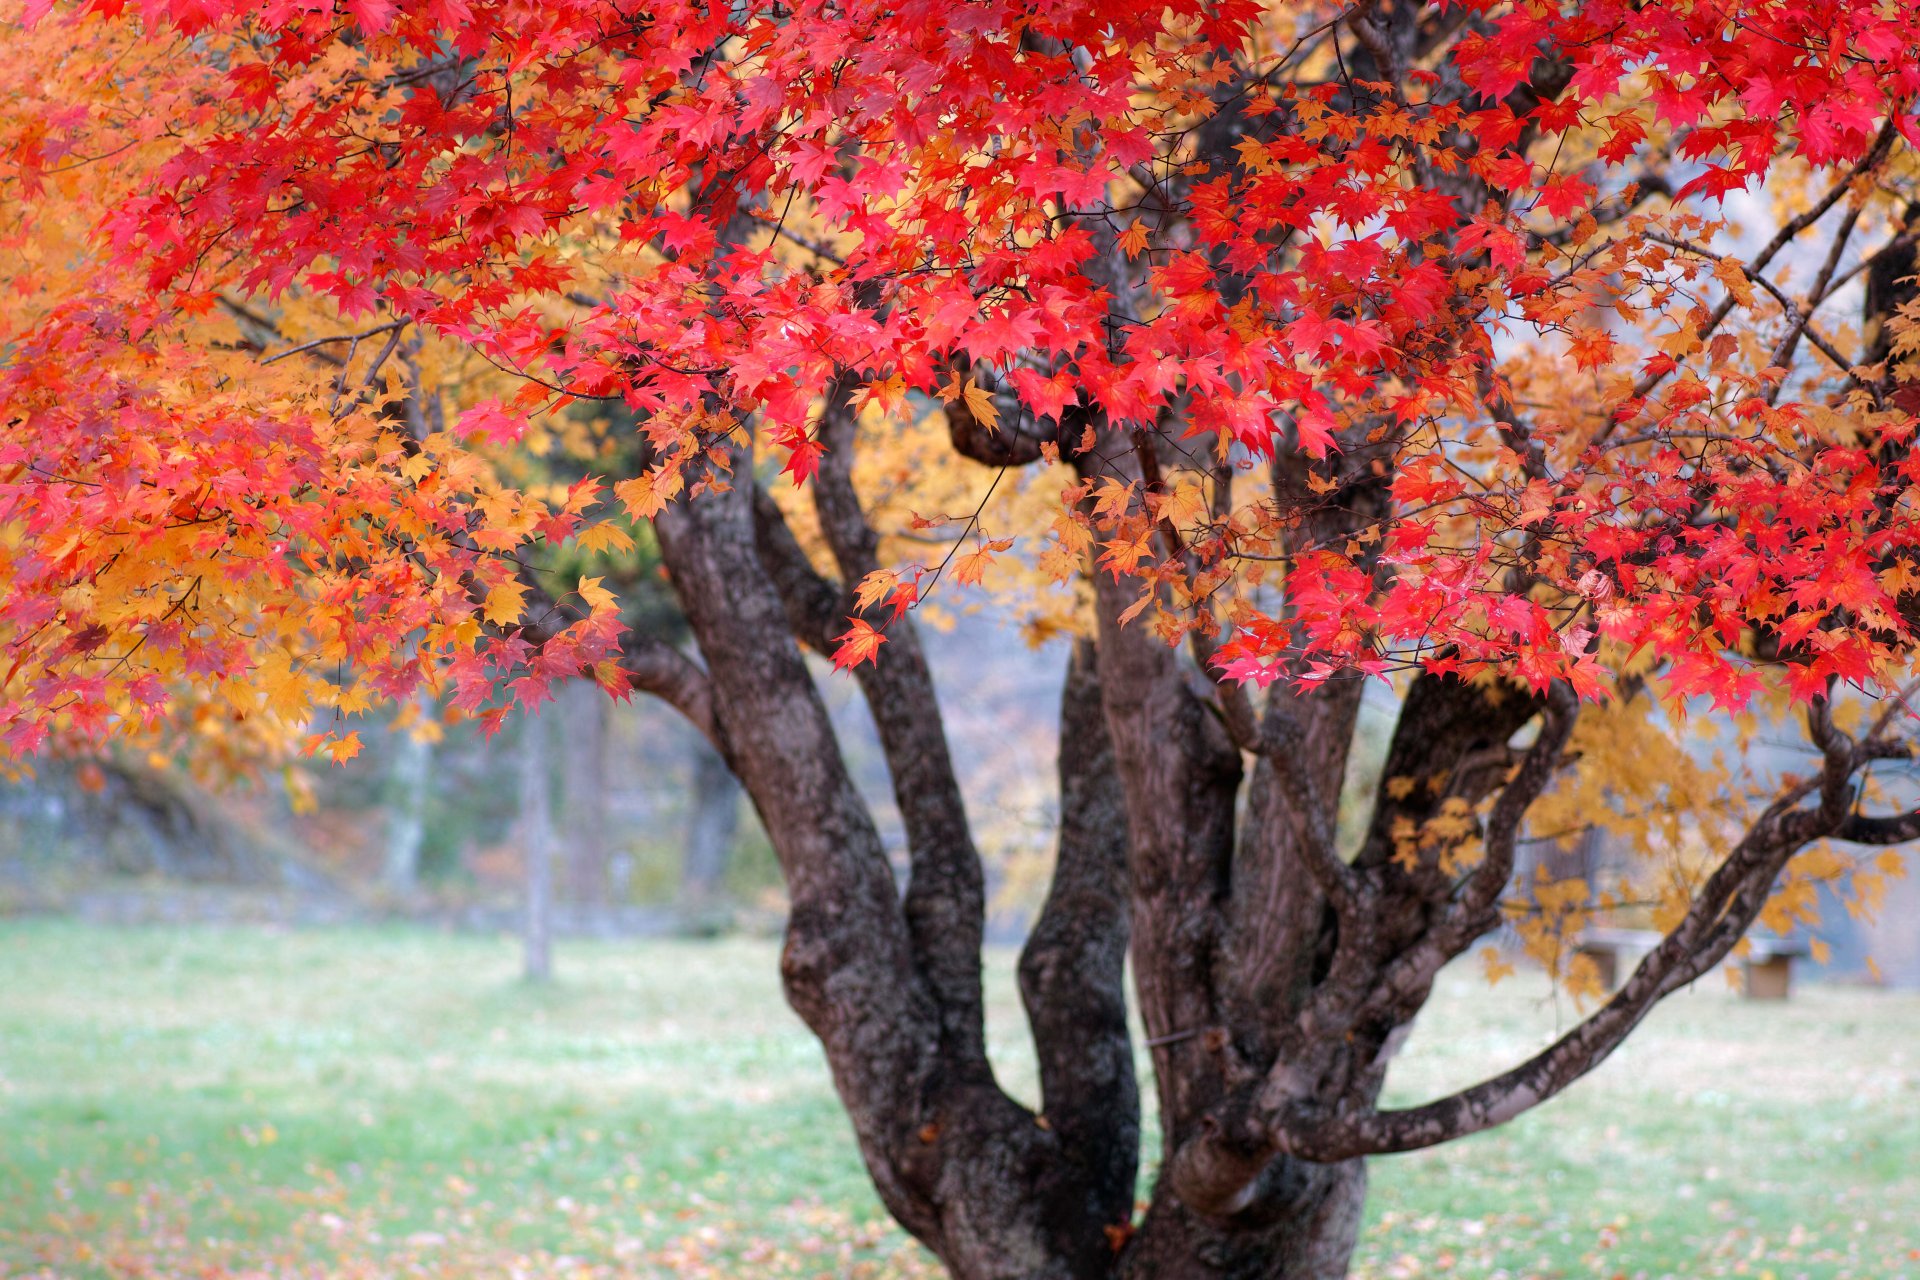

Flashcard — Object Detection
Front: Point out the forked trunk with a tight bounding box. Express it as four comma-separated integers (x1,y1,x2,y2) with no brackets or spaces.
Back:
650,451,1386,1278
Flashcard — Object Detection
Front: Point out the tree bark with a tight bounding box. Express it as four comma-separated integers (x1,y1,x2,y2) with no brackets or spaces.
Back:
652,443,1156,1277
1120,1161,1366,1280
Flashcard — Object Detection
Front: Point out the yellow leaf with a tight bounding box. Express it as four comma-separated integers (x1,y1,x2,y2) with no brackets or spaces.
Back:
856,372,908,416
952,547,995,587
1873,560,1920,602
575,522,635,555
962,380,1000,431
484,579,528,625
577,574,617,613
854,569,900,612
323,732,363,765
477,488,521,530
1713,255,1755,308
613,465,684,520
1481,946,1515,986
1160,482,1209,528
336,682,376,717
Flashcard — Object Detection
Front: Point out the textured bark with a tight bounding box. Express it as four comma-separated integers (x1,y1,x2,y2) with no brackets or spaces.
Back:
1120,1161,1366,1280
1018,637,1139,1263
1074,436,1252,1171
653,438,1130,1275
813,380,992,1074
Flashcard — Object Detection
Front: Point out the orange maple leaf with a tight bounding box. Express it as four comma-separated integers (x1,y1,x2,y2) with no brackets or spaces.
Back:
831,618,888,670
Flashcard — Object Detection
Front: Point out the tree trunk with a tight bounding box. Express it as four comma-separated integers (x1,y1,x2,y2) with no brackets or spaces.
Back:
1118,1163,1366,1280
560,678,609,910
679,732,740,929
521,709,554,983
635,418,1409,1279
382,689,434,894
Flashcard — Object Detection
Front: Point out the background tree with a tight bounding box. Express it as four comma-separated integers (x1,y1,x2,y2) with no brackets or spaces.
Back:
678,734,743,930
519,708,556,982
7,1,1920,1278
558,677,612,910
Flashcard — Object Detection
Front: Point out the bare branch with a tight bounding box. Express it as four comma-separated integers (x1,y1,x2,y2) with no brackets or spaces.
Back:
1267,706,1866,1162
1611,118,1898,426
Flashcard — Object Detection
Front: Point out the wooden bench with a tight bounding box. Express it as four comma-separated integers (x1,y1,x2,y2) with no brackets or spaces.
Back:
1740,935,1810,1001
1575,927,1809,999
1574,927,1662,990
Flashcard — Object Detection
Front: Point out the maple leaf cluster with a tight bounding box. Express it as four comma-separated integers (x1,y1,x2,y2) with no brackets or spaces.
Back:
4,0,1920,761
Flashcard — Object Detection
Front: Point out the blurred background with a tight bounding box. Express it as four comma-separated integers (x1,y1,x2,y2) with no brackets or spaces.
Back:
0,616,1065,948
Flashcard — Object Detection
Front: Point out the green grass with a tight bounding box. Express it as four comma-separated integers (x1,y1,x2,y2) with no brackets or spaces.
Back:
0,920,1914,1278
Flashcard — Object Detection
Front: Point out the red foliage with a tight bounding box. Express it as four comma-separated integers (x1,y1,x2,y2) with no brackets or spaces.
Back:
6,0,1920,756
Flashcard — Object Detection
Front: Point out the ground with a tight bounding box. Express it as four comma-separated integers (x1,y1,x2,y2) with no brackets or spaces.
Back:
0,921,1915,1280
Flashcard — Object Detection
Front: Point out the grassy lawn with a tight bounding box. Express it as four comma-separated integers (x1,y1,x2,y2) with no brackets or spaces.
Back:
0,920,1915,1279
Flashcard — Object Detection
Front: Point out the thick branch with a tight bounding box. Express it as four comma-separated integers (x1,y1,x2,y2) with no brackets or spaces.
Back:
750,482,839,653
1017,637,1139,1235
1077,429,1246,1144
1837,810,1920,844
1342,684,1580,1039
946,376,1057,467
1460,682,1580,921
812,377,992,1072
651,435,945,1241
1266,709,1864,1162
1352,674,1544,871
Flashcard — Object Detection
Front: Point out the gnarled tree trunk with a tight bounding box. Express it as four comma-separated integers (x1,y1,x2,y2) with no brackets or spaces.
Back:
613,381,1886,1278
636,402,1399,1278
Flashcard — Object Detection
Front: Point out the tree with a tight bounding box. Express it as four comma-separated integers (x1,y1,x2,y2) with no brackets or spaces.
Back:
559,676,612,909
519,707,555,982
382,688,438,894
6,0,1920,1276
679,731,743,929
